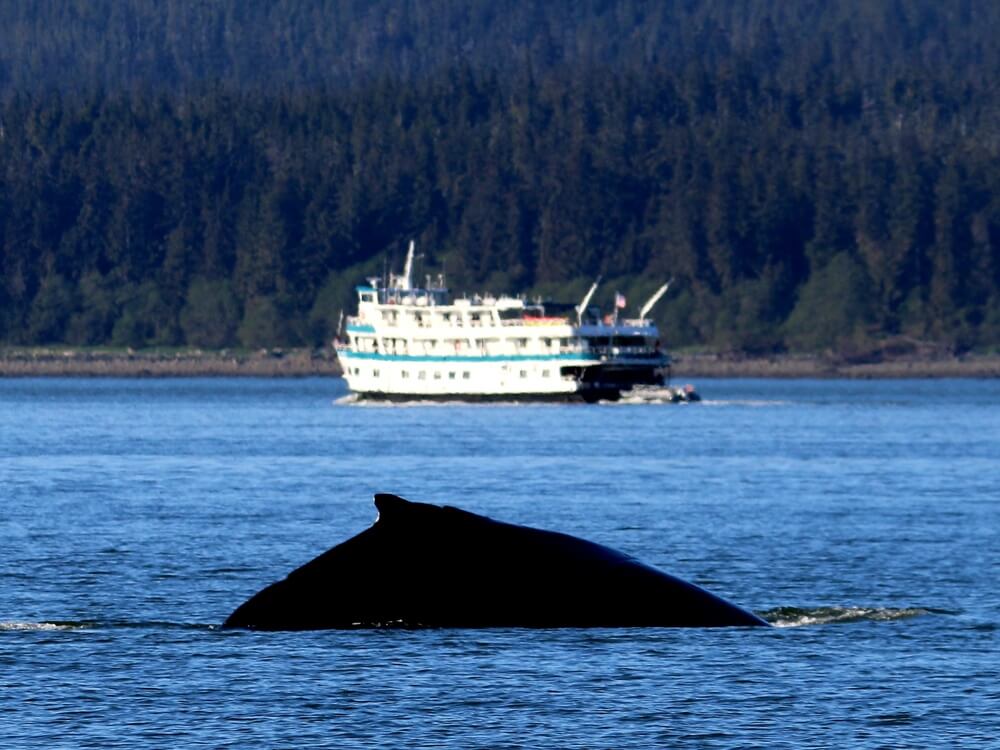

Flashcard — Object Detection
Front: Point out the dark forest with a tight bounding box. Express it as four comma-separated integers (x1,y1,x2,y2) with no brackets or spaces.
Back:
2,0,999,352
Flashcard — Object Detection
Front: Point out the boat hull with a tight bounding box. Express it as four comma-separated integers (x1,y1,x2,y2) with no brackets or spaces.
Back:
350,387,622,403
338,351,665,403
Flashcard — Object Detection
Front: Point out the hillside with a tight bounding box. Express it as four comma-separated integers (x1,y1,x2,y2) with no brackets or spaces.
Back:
1,0,999,352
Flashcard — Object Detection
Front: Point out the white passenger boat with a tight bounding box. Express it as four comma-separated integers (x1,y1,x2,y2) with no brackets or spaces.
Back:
335,243,675,402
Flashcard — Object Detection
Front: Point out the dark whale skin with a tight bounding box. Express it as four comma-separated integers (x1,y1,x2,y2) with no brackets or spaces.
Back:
223,494,769,630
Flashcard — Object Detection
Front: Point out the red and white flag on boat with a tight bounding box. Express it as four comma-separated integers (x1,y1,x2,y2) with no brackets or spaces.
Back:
614,292,626,309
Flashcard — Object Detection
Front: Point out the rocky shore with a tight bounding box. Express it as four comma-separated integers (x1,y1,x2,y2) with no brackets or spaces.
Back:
0,347,343,377
670,352,1000,379
1,346,998,379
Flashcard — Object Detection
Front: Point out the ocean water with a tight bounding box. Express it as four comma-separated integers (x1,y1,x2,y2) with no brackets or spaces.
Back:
1,377,998,748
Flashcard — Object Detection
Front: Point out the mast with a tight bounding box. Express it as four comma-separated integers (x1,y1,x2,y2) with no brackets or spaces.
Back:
639,280,672,321
576,277,601,325
400,240,416,291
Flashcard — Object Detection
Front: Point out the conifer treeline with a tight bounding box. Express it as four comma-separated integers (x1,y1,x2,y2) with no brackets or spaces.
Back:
1,0,999,351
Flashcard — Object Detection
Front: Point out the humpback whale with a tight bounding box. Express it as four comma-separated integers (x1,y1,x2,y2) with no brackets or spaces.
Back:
223,494,768,630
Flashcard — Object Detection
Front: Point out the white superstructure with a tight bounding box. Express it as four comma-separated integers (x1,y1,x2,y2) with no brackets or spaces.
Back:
335,243,671,402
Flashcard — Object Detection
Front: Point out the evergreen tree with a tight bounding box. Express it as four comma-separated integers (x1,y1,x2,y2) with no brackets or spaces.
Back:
0,0,997,351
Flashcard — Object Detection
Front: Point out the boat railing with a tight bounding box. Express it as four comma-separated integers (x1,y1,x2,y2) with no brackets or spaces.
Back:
590,346,666,359
500,317,570,327
618,318,653,328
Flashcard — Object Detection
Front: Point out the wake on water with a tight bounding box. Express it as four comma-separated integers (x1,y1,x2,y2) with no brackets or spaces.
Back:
334,394,786,407
761,606,933,628
0,620,86,632
0,620,217,632
3,608,937,633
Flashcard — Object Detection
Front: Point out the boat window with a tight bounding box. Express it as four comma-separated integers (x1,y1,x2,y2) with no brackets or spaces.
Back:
373,369,380,377
448,372,456,379
401,370,409,378
433,371,442,379
418,371,426,380
519,370,527,378
542,369,550,377
612,336,646,347
463,371,470,379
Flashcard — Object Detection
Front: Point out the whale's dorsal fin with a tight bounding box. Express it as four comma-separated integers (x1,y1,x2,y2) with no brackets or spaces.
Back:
374,493,441,524
374,493,411,515
373,493,491,529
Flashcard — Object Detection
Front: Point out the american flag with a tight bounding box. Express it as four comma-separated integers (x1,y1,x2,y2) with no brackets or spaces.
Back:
614,292,626,309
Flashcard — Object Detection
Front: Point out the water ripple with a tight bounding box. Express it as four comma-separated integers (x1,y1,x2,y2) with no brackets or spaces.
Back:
762,606,934,627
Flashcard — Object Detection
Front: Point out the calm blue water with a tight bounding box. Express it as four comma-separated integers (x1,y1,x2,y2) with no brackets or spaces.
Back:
2,378,998,748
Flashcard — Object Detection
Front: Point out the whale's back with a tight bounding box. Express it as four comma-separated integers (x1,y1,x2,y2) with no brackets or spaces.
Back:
223,494,768,630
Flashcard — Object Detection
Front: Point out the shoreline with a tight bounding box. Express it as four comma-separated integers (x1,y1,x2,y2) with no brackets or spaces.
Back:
669,352,1000,379
0,347,342,378
1,347,998,379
